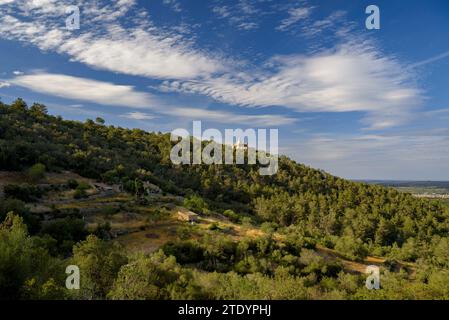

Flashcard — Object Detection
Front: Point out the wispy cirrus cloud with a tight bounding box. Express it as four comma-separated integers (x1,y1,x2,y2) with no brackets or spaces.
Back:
161,42,422,129
275,6,355,47
8,72,295,126
211,0,261,31
162,0,182,12
276,6,312,31
0,0,426,130
0,0,226,79
165,107,296,126
301,10,349,37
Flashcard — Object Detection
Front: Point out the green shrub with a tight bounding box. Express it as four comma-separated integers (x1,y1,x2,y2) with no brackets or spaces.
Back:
260,222,278,234
40,217,88,256
76,182,90,191
94,222,112,240
67,179,79,189
27,163,46,183
176,225,193,240
241,217,253,227
183,195,208,214
335,236,368,261
101,205,119,217
223,209,240,223
73,189,87,199
4,184,43,202
208,222,220,231
71,235,128,299
0,213,65,299
109,251,196,300
0,198,40,233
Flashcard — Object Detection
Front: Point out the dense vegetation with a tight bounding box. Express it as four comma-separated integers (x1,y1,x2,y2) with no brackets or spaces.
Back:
1,98,449,300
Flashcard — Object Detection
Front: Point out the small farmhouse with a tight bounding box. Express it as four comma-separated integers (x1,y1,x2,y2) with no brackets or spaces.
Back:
177,209,199,223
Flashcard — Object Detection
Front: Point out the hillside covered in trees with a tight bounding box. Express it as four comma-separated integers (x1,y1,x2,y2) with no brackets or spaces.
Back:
1,98,449,300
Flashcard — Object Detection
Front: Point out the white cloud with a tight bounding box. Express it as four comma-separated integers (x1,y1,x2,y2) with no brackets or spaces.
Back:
0,1,225,79
13,70,24,75
58,27,223,79
238,22,258,30
8,72,293,126
163,0,182,12
0,1,425,130
301,10,347,37
11,73,157,108
122,111,157,120
0,81,10,88
212,0,260,31
162,42,422,129
165,107,296,126
212,5,231,19
277,7,312,31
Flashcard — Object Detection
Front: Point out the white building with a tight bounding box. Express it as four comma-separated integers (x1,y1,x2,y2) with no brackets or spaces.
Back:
234,138,248,150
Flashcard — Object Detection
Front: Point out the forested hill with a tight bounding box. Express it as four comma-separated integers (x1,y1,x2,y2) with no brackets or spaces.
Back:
1,98,448,249
3,98,449,300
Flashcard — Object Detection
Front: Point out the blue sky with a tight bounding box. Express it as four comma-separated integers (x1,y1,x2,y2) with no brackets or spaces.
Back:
1,0,449,180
